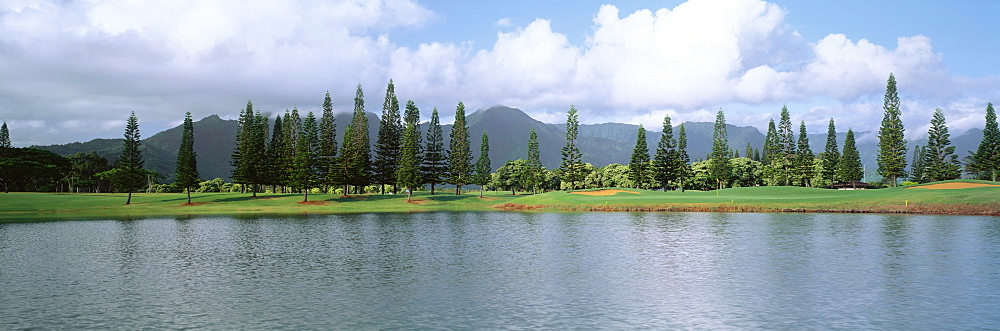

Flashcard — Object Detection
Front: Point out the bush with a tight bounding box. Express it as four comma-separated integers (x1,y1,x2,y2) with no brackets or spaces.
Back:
901,181,918,186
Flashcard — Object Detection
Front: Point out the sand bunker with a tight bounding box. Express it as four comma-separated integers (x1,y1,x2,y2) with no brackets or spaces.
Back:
570,189,641,196
907,182,1000,190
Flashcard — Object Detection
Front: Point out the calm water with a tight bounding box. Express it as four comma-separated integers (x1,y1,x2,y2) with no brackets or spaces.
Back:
2,212,1000,329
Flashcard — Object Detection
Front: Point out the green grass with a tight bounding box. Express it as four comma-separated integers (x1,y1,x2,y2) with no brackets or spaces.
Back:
2,180,998,221
0,191,519,221
503,180,1000,215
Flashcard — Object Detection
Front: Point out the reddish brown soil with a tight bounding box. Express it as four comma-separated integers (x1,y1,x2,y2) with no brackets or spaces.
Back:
570,189,640,196
906,182,1000,190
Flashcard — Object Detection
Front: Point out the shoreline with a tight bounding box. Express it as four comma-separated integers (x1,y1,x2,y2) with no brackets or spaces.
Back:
2,181,999,221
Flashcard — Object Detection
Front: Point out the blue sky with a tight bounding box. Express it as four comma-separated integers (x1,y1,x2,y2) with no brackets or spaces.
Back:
2,0,999,146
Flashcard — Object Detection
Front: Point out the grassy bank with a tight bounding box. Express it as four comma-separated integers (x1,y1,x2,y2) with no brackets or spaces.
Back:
0,191,519,221
1,180,998,221
503,180,1000,216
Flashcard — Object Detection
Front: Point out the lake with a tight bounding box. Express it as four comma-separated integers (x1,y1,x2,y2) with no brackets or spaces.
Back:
2,212,999,329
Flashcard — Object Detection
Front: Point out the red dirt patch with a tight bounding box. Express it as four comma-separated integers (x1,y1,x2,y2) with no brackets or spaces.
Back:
906,182,1000,190
570,189,641,196
298,201,329,205
406,199,426,204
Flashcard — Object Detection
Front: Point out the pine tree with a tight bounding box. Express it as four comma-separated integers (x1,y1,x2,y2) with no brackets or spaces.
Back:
318,92,337,192
627,125,650,189
796,121,814,187
676,123,691,192
264,115,286,191
422,108,447,194
744,143,753,161
923,108,961,182
526,128,542,193
559,105,585,190
775,106,795,186
117,111,146,204
822,118,839,186
448,102,472,195
473,131,492,198
762,119,777,164
397,100,422,201
969,103,1000,181
0,122,10,148
284,108,301,191
838,129,864,188
340,84,370,194
291,112,319,201
175,112,199,204
877,73,908,187
652,115,677,190
910,145,926,183
709,110,730,190
375,80,402,194
231,101,267,196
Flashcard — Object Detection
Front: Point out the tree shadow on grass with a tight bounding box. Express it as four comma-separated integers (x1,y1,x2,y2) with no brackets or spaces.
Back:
326,194,401,203
215,194,299,203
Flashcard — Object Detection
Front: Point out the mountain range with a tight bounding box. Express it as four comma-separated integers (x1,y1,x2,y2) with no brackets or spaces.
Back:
34,105,984,183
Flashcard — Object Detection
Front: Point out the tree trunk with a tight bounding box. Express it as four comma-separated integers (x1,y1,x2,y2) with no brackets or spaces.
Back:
430,182,436,195
407,189,412,202
456,185,462,195
186,188,191,204
480,185,484,198
126,189,132,205
303,189,309,202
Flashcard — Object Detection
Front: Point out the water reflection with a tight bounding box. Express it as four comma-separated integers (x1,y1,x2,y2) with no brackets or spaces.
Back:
1,212,999,329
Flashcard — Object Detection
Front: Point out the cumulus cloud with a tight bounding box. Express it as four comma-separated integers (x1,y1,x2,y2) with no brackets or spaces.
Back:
0,0,995,146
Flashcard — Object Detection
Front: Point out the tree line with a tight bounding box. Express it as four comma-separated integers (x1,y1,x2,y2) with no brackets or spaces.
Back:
3,73,1000,200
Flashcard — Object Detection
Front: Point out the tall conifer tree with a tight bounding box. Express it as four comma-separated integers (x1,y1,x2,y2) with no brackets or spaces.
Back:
448,102,472,195
653,115,678,190
340,84,370,194
422,108,447,194
291,112,319,201
375,80,402,194
559,105,585,190
397,100,422,201
838,129,864,188
877,73,908,186
822,118,839,186
0,122,9,148
709,110,731,190
969,103,1000,181
796,121,814,187
117,111,146,204
677,123,691,192
473,131,492,197
264,115,286,191
526,129,542,193
762,119,777,164
629,125,650,189
231,101,267,196
775,106,795,185
175,112,199,204
910,145,927,183
318,92,337,191
923,109,961,181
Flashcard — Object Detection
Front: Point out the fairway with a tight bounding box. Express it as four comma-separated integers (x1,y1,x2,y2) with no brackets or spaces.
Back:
1,180,999,220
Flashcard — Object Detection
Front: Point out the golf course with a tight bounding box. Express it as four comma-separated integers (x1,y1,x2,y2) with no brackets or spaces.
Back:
1,179,998,221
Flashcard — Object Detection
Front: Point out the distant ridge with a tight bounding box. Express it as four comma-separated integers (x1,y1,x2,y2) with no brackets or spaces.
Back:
33,106,984,183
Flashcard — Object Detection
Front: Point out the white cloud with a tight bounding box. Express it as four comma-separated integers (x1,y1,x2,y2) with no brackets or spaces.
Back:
0,0,996,147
